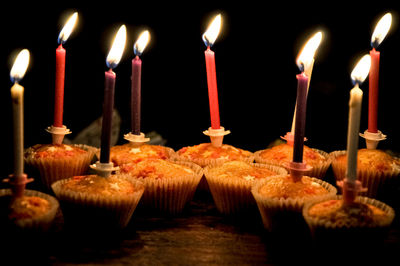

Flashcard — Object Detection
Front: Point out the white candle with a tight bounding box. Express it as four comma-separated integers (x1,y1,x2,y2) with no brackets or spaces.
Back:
10,49,30,176
346,84,363,181
346,54,371,182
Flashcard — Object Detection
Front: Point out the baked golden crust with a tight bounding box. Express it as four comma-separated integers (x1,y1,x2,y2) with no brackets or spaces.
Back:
257,143,327,167
334,149,400,174
8,196,50,220
25,144,87,159
61,175,136,196
258,174,329,199
119,159,195,179
206,161,279,181
307,199,387,226
110,144,172,166
177,143,252,161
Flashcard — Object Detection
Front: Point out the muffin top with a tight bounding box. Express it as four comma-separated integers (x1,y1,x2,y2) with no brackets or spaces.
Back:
258,175,329,199
307,199,389,226
177,143,252,163
61,175,136,196
7,196,51,220
26,144,87,159
258,143,327,167
207,161,280,181
110,144,171,166
120,159,195,179
335,149,400,174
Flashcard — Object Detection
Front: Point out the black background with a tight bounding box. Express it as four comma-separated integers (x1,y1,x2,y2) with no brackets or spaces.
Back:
2,3,400,177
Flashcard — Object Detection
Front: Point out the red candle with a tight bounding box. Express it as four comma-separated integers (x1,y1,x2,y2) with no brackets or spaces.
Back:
368,13,392,133
368,48,379,133
203,14,222,130
131,56,142,135
54,44,66,127
204,46,220,129
292,73,309,163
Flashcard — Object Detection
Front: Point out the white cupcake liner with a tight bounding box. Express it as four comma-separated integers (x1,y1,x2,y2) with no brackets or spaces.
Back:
254,148,331,179
25,144,98,190
0,189,59,232
251,177,337,232
51,174,144,230
123,160,203,214
204,162,287,214
330,150,400,198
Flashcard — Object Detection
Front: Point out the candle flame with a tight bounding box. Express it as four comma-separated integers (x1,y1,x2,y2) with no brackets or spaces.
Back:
202,14,222,47
134,30,150,56
58,12,78,44
351,54,371,85
10,49,30,83
296,31,323,73
106,25,127,69
371,13,392,48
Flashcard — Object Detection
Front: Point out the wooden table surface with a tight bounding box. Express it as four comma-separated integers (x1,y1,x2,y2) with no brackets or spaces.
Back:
2,177,400,266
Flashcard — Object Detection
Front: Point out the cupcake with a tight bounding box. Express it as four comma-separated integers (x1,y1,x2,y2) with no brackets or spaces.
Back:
110,143,175,166
119,159,203,214
0,189,59,233
254,143,331,179
330,149,400,199
51,174,144,231
24,144,97,190
176,143,254,167
251,174,337,233
204,161,287,214
303,195,395,258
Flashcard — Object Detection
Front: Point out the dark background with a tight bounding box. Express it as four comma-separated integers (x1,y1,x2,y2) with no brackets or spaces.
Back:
2,3,400,177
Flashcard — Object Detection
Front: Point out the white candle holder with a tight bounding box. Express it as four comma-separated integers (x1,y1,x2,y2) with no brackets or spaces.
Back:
203,126,231,147
359,129,386,150
124,132,150,147
285,161,312,182
90,161,119,178
280,132,307,146
46,125,71,145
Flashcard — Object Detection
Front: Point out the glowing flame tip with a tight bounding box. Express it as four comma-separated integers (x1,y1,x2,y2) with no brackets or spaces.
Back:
106,25,127,69
351,54,371,85
134,30,150,56
202,14,222,47
58,12,78,44
10,49,30,83
371,12,392,48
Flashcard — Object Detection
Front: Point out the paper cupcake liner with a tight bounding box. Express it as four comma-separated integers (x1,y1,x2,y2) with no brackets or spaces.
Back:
303,195,395,248
254,148,331,179
251,177,337,232
126,160,203,214
204,162,287,214
25,144,98,190
330,150,400,199
173,152,255,192
51,175,144,230
0,189,59,233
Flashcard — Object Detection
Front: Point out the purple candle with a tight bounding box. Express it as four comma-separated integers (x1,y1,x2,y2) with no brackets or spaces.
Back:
99,25,127,163
292,73,309,163
131,30,150,135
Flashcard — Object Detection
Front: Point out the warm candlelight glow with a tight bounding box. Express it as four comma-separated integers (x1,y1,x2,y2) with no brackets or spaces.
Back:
351,54,371,85
58,12,78,44
10,49,30,83
202,14,222,46
106,25,127,69
296,31,323,73
371,13,392,48
134,30,150,56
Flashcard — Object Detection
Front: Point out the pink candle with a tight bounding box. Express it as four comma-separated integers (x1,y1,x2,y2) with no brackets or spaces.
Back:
368,48,379,133
54,44,66,127
204,46,220,129
292,73,309,163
